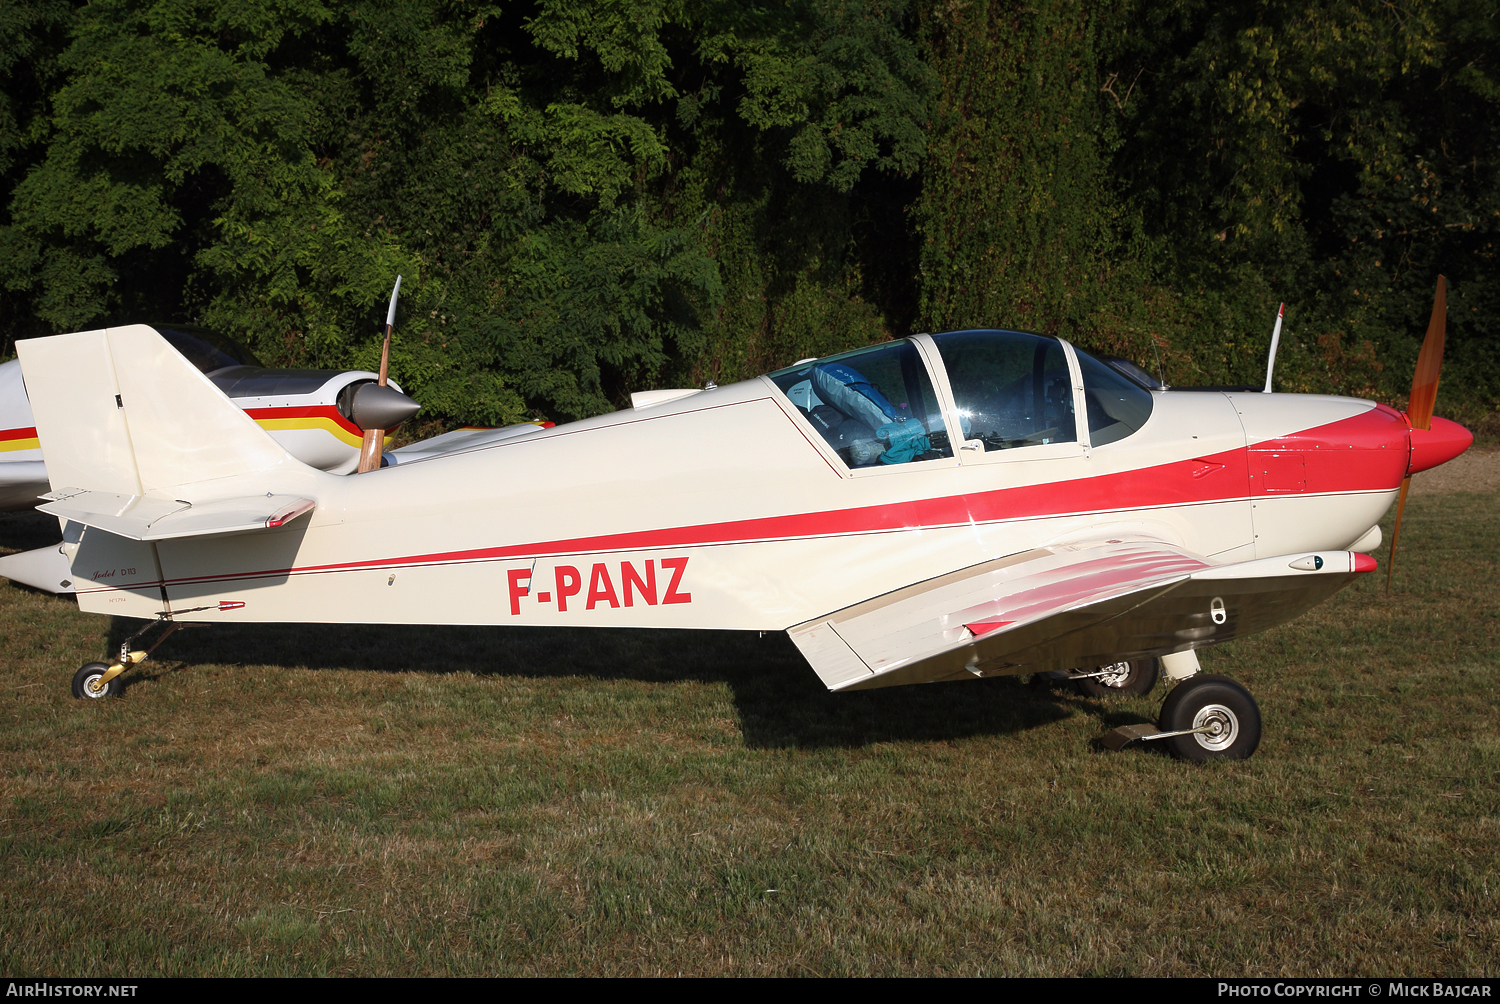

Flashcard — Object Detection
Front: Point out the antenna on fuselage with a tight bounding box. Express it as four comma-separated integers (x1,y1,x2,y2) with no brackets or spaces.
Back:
1262,302,1285,393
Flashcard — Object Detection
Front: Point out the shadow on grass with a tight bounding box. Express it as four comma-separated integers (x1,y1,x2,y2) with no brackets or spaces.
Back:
104,616,1077,750
0,509,63,554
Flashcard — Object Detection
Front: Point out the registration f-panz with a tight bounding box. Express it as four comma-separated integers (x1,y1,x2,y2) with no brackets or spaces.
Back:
12,280,1471,760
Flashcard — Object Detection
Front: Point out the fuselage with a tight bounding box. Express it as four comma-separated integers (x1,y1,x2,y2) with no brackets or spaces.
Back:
67,331,1468,631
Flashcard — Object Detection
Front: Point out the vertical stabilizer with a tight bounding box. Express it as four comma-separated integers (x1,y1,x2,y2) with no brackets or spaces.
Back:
16,329,144,495
17,324,293,497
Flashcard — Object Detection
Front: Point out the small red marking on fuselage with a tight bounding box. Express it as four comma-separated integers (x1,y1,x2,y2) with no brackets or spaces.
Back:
1190,461,1225,480
966,620,1013,636
219,600,245,611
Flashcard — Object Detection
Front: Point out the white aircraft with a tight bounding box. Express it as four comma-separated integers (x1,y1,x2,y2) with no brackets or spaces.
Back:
9,280,1472,760
0,322,420,590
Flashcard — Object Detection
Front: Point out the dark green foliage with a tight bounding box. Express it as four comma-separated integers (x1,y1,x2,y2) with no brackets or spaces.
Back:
915,0,1499,421
914,1,1161,359
0,0,930,424
1107,0,1500,411
0,0,1496,428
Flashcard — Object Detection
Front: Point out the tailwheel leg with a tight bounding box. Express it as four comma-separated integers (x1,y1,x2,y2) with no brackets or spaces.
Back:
70,615,183,700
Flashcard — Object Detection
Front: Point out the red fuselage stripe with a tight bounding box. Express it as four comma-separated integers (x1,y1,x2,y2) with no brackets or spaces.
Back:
92,404,1410,593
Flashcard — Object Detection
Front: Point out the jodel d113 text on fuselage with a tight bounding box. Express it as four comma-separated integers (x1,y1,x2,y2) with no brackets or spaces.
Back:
13,295,1473,759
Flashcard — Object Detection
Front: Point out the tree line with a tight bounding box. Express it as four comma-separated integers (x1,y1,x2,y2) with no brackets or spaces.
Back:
2,0,1495,429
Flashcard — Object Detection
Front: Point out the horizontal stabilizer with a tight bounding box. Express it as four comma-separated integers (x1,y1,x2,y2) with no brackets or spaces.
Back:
38,488,315,541
790,541,1374,691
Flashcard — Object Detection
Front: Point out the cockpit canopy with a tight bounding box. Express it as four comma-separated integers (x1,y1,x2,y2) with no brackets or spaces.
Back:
149,324,263,375
770,340,955,468
769,330,1154,468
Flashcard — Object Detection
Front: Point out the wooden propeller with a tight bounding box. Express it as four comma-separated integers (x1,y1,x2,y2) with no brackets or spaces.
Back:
358,276,402,474
1386,274,1447,591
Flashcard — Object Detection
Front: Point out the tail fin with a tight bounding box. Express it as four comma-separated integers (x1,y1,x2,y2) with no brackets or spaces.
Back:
17,324,291,496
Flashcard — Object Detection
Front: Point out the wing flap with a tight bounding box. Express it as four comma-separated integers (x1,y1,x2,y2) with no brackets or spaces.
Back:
787,621,872,689
38,488,315,541
789,542,1373,692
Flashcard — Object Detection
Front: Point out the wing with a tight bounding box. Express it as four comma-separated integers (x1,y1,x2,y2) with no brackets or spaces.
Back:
385,423,550,465
789,540,1375,691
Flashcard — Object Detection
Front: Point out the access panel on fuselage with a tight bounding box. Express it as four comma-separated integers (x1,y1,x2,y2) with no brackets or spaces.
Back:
1228,393,1405,556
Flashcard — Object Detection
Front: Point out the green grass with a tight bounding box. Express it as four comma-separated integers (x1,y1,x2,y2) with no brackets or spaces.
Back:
0,494,1495,976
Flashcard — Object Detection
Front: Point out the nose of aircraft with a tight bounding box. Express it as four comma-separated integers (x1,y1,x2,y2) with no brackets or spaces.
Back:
1408,414,1472,475
349,382,422,431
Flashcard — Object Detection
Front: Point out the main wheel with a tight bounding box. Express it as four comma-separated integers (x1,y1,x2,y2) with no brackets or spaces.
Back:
1074,658,1160,698
1157,674,1261,761
71,662,121,700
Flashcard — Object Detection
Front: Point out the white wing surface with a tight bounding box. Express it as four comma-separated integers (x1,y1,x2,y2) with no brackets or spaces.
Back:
791,541,1373,691
384,423,550,465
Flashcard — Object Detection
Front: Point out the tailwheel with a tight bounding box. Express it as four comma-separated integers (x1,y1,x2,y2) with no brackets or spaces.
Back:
1073,657,1160,698
1157,674,1261,761
72,661,122,700
68,613,187,701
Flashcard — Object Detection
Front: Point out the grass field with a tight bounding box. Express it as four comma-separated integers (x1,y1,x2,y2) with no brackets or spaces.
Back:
0,491,1495,977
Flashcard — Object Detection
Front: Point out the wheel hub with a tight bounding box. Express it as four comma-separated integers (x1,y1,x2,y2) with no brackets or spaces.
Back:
1095,661,1132,688
1191,703,1239,751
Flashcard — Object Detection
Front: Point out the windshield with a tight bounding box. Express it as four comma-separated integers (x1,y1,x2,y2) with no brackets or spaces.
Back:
929,330,1077,450
1075,348,1155,445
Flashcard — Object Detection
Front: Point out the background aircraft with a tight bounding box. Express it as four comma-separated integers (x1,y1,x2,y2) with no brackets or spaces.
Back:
9,282,1473,761
0,323,420,591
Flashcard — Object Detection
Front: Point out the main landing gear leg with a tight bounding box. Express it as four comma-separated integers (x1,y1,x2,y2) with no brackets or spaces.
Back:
71,615,183,700
1101,658,1263,761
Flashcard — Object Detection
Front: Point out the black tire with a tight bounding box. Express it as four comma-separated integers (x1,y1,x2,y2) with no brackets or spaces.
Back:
1157,674,1261,761
1074,658,1160,698
71,662,121,700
